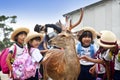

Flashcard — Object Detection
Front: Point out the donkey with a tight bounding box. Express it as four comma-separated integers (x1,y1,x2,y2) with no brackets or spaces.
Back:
43,8,84,80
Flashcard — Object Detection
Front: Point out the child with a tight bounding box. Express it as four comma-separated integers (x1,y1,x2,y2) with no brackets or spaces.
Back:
81,30,120,80
76,27,98,80
6,27,29,79
99,31,120,80
80,47,108,80
80,30,110,80
24,31,44,80
34,24,61,79
34,24,48,53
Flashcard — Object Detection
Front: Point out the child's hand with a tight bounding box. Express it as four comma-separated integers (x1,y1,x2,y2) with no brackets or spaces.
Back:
80,55,90,61
89,65,96,76
9,71,14,79
77,54,81,60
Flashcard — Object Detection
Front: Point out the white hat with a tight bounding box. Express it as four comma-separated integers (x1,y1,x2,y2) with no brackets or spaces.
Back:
97,31,117,48
96,30,109,38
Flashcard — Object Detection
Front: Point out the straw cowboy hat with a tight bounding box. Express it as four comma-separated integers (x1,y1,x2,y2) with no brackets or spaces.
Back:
79,26,97,39
25,31,43,43
97,30,117,48
11,27,29,41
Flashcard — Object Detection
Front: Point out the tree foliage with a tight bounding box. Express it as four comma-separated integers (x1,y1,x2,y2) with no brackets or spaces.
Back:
0,41,5,51
0,15,17,50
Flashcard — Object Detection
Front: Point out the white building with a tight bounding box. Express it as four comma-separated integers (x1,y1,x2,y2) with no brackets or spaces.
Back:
63,0,120,38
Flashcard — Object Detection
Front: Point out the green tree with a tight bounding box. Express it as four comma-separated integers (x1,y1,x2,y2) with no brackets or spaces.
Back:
0,41,5,51
0,15,17,50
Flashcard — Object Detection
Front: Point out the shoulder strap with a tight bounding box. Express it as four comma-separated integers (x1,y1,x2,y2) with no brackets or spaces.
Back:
77,43,95,57
12,45,17,58
93,47,105,58
109,54,115,79
30,48,36,56
77,42,82,54
90,44,94,58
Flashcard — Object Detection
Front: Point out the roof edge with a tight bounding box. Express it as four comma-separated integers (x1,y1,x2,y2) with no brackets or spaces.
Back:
63,0,105,17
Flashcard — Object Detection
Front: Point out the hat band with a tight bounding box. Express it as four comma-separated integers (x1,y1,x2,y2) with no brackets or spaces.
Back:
100,40,117,45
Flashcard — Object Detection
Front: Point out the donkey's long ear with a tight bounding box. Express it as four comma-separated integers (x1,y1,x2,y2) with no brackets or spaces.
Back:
69,8,84,31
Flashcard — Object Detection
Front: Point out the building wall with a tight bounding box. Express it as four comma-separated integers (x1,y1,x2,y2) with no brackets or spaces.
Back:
68,0,120,38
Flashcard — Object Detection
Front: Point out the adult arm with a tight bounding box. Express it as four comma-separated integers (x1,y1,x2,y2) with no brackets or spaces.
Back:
45,24,62,33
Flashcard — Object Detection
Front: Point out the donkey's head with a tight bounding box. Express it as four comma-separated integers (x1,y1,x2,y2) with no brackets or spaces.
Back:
49,8,84,49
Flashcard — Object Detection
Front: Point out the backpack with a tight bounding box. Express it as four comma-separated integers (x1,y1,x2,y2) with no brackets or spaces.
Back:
77,42,95,58
12,48,36,80
0,45,16,74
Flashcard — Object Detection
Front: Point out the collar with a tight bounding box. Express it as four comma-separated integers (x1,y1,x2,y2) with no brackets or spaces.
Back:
82,44,90,48
16,42,23,48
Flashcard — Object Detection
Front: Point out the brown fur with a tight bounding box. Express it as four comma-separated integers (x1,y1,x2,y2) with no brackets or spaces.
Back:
43,31,80,80
43,8,84,80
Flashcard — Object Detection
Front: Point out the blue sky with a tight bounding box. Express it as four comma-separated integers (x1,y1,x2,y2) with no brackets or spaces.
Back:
0,0,100,30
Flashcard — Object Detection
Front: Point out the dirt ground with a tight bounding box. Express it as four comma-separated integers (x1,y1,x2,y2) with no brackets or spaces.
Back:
0,71,9,80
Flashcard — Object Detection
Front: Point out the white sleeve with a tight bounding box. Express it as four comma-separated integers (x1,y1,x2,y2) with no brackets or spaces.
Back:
9,45,15,53
31,49,43,63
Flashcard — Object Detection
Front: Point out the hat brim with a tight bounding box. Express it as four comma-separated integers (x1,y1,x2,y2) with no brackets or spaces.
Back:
25,33,43,44
81,27,96,39
117,39,120,45
11,27,29,41
97,39,116,48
